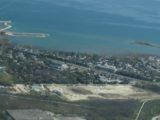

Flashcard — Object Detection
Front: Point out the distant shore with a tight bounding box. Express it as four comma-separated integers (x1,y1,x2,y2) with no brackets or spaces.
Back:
132,41,160,49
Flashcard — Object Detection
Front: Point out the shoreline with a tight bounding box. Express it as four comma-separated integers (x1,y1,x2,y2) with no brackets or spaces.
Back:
9,39,160,57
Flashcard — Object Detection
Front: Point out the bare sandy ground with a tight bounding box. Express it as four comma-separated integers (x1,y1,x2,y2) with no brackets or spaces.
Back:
8,84,159,101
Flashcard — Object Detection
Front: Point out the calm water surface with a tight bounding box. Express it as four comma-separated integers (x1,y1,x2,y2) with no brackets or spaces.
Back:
0,0,160,55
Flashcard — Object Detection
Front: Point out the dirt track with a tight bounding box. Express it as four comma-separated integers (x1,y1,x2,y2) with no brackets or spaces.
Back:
9,84,160,101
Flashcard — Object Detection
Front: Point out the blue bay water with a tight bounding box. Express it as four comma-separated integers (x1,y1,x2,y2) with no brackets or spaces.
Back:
0,0,160,55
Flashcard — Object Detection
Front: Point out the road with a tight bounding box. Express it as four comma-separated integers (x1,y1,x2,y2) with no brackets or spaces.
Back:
135,100,148,120
135,97,160,120
152,115,160,120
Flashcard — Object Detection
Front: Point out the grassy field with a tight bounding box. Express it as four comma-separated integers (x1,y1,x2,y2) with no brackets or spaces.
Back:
0,94,140,120
0,73,15,86
138,100,160,120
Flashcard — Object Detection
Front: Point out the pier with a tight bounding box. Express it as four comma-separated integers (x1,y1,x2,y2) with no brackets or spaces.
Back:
0,20,49,38
5,32,49,38
0,21,12,32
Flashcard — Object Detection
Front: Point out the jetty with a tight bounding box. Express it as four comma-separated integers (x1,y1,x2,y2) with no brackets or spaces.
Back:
0,20,49,38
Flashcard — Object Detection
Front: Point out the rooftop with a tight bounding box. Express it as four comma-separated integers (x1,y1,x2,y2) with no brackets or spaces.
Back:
7,109,54,120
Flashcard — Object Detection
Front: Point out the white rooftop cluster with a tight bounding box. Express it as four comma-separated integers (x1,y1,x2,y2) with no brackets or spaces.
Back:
97,62,117,72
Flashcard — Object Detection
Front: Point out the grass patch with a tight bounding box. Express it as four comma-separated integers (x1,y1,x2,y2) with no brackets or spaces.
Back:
0,94,140,120
139,100,160,120
0,73,15,86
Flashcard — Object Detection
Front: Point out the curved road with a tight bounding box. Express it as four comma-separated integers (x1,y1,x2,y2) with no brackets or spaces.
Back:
135,100,148,120
135,97,160,120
